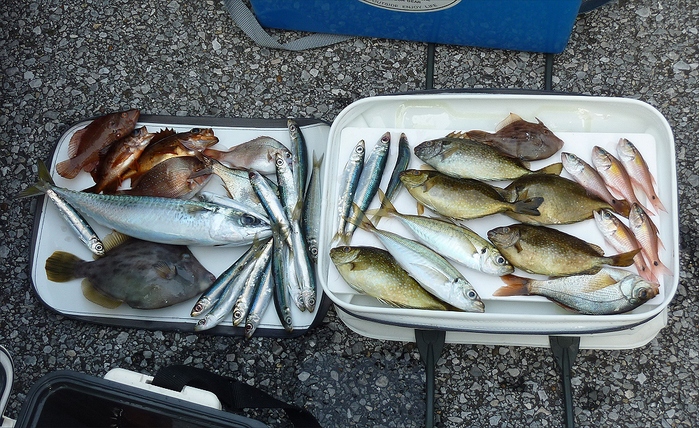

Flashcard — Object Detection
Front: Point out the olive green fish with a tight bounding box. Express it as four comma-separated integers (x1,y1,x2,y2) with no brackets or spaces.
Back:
503,173,613,225
330,246,448,310
399,169,543,220
414,133,562,181
487,223,640,277
494,267,659,315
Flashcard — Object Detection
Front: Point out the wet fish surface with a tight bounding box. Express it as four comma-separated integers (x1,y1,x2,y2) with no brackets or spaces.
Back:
465,113,565,161
204,136,290,175
487,223,639,276
45,236,215,309
494,267,659,315
330,245,448,310
616,138,666,214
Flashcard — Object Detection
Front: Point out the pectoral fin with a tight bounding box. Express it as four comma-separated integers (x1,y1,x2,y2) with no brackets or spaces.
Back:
81,280,122,309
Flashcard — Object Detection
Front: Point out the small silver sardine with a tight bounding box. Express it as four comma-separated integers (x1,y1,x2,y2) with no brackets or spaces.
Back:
334,139,365,243
344,131,391,241
354,211,484,313
245,262,275,338
303,152,324,262
45,187,105,257
288,118,308,199
383,132,412,203
494,267,659,315
232,238,274,326
18,162,272,246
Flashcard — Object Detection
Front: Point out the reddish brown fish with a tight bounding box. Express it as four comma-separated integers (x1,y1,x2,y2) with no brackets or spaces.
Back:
120,156,211,199
56,109,140,178
85,127,155,194
465,113,564,161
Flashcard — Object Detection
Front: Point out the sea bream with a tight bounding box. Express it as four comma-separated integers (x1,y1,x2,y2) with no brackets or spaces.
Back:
494,267,659,315
204,136,291,175
414,133,562,181
56,109,140,179
18,162,272,247
44,234,215,309
464,113,565,161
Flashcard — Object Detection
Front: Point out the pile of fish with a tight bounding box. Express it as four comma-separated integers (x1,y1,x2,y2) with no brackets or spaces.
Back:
329,113,666,315
19,109,323,337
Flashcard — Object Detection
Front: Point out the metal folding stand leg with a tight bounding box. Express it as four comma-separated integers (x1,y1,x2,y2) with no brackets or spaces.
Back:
549,336,581,428
415,329,446,428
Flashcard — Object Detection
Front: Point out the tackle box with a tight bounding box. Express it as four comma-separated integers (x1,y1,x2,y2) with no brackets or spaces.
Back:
245,0,584,53
29,93,678,349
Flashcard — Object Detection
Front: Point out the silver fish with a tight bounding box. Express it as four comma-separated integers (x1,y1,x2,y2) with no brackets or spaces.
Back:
45,187,105,257
354,211,485,313
45,236,215,309
18,162,272,247
383,132,412,203
288,118,308,199
345,131,391,241
371,192,513,276
334,139,365,243
271,224,295,331
202,157,277,209
232,238,274,327
494,268,659,315
303,152,324,262
245,262,274,338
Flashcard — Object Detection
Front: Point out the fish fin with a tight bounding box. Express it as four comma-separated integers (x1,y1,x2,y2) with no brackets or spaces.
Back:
609,248,641,268
370,189,397,225
66,128,87,158
463,130,490,142
446,131,470,140
16,161,55,199
101,231,133,252
612,199,631,218
514,241,524,253
55,158,81,179
493,274,530,296
153,261,177,280
588,243,606,256
534,162,563,176
81,280,123,309
495,113,523,131
512,197,543,216
416,202,425,216
45,251,83,282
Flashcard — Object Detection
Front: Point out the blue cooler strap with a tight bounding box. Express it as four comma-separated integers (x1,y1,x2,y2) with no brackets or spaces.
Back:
223,0,351,51
151,364,321,428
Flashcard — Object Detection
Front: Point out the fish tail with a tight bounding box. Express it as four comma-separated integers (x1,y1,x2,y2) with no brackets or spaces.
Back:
512,196,543,216
45,251,83,282
370,189,397,225
534,162,563,176
493,275,531,296
609,248,641,267
16,160,55,199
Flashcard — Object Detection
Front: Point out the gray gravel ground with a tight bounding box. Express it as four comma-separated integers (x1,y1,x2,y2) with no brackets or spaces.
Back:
1,0,698,427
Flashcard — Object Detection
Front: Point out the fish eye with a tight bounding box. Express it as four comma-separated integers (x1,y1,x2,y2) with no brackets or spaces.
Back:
181,253,191,261
191,128,201,133
196,318,207,326
342,246,351,253
381,135,390,143
241,214,260,226
310,247,318,257
466,290,478,299
275,156,285,166
496,255,507,265
355,146,364,154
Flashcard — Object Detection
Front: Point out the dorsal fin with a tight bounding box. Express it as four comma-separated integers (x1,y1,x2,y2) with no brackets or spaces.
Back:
495,113,523,131
101,231,133,253
66,128,87,158
446,131,469,139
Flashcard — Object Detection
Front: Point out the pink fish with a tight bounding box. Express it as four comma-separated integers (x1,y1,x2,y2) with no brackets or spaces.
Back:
616,138,667,214
628,203,670,279
562,152,631,217
591,146,650,213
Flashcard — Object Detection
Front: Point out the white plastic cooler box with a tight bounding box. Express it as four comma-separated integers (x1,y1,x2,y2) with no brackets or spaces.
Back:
29,93,679,348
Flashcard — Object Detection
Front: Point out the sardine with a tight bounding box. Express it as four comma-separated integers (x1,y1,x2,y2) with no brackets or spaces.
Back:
56,109,140,179
18,162,272,247
275,149,301,222
271,224,294,331
288,118,308,198
345,131,391,241
353,210,485,313
561,152,631,217
232,239,274,327
330,246,448,310
494,268,659,315
487,224,639,276
465,113,565,161
503,174,612,225
414,133,563,181
303,152,323,262
399,169,543,220
42,183,105,257
382,132,412,204
204,136,290,175
593,208,654,282
45,235,215,309
121,156,211,199
86,126,155,194
334,139,364,242
628,203,670,278
249,170,293,248
245,261,275,338
616,138,666,214
370,192,513,276
591,146,646,211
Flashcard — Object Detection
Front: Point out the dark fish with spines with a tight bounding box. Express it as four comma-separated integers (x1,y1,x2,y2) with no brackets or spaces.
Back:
399,169,543,220
330,245,449,310
494,267,659,315
487,223,640,277
465,113,565,161
56,109,140,179
414,133,563,181
503,173,613,225
44,234,215,309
